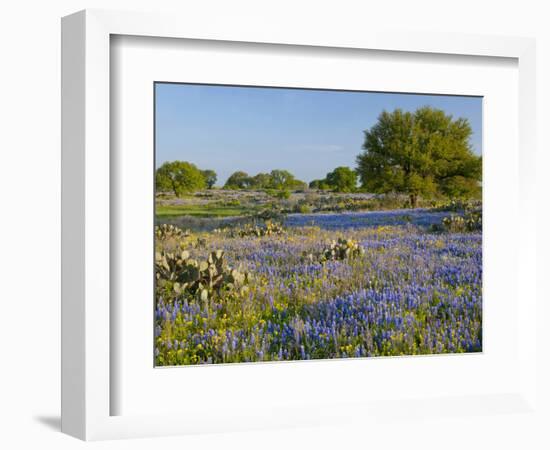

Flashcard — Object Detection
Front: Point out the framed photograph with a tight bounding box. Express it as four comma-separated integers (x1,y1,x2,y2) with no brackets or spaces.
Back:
152,82,484,367
62,9,538,441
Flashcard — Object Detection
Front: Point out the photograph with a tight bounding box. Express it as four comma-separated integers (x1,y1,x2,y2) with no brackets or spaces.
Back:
154,83,483,366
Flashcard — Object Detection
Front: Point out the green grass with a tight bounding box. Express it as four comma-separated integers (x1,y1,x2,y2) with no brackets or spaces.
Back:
155,204,253,218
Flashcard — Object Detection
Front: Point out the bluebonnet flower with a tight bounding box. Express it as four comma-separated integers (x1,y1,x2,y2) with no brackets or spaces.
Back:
155,209,482,365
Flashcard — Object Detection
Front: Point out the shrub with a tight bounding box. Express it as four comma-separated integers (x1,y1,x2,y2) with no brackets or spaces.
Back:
253,208,285,222
275,189,291,200
298,204,312,214
224,199,241,207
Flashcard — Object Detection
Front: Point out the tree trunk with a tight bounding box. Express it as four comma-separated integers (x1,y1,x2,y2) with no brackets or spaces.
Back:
409,193,418,209
171,179,179,197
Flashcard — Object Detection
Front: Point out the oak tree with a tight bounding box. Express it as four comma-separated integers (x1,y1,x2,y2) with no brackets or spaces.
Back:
356,107,481,207
155,161,206,196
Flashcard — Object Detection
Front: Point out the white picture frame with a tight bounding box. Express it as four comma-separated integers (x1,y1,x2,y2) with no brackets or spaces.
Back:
61,9,538,441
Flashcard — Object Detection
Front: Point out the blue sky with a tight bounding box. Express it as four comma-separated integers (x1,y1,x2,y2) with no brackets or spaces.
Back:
155,83,482,186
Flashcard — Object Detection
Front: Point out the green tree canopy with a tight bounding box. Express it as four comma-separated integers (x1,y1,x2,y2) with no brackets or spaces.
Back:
356,106,481,207
224,171,251,189
156,161,206,196
155,168,174,192
309,179,330,190
325,166,358,192
269,170,294,189
286,178,308,190
269,169,306,190
224,169,307,190
250,172,273,189
201,169,217,189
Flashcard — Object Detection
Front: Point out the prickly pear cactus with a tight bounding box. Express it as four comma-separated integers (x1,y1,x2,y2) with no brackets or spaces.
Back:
441,209,481,232
155,224,189,241
233,220,285,238
321,238,365,262
155,248,250,303
302,237,365,264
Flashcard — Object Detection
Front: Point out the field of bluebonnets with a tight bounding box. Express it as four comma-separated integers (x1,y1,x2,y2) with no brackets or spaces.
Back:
155,198,482,366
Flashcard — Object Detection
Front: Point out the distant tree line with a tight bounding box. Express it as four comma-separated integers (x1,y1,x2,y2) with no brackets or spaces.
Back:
224,169,307,191
156,107,482,205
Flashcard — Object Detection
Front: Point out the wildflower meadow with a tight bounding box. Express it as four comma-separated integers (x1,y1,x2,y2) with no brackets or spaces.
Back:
155,207,482,365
